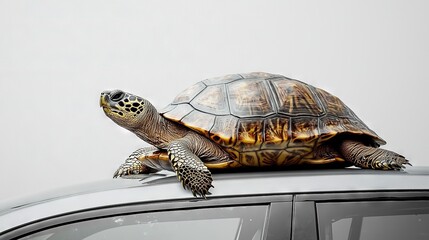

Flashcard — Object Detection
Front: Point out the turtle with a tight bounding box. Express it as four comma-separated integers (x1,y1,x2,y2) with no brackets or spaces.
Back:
100,72,409,197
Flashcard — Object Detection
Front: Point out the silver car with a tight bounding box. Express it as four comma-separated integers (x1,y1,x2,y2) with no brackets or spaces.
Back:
1,167,429,240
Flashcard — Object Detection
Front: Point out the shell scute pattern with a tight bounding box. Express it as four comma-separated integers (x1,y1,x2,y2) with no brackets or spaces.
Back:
240,72,283,79
202,73,243,85
316,88,349,117
208,115,239,147
227,79,275,117
240,152,259,166
237,119,264,151
290,117,320,147
270,79,324,116
162,103,194,122
191,84,229,115
261,117,289,150
161,72,385,167
172,82,206,104
181,110,215,137
257,150,282,166
319,116,346,141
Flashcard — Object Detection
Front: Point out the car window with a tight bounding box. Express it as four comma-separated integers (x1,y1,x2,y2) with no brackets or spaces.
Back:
317,200,429,240
19,205,268,240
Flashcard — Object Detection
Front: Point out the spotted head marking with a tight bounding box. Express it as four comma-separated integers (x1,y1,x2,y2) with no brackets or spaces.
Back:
100,90,147,129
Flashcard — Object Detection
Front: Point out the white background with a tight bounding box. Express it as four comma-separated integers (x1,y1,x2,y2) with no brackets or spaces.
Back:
1,0,428,201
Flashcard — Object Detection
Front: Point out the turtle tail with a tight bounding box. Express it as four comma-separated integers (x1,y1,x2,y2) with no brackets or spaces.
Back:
339,139,410,170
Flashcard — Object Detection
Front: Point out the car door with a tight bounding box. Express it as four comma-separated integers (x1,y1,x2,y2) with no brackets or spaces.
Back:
292,191,429,240
1,195,292,240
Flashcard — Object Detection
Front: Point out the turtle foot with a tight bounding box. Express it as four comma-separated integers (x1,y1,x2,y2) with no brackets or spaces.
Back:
373,154,411,171
113,159,145,178
340,140,411,171
368,148,411,171
114,147,163,178
177,165,213,198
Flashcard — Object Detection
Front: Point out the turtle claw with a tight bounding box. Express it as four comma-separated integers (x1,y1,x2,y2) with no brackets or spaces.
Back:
367,147,411,171
113,169,122,178
114,147,161,178
113,160,144,178
113,164,130,178
391,164,403,171
394,158,411,170
175,167,213,199
381,159,408,171
192,189,212,199
182,178,213,199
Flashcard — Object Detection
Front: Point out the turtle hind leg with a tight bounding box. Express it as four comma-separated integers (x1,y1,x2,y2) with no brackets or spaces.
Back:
114,146,172,178
168,141,213,198
339,139,410,170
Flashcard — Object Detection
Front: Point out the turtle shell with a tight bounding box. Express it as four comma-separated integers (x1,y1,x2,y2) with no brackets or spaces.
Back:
161,72,385,167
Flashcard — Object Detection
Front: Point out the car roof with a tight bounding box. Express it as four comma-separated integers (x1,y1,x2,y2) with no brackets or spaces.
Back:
1,166,429,233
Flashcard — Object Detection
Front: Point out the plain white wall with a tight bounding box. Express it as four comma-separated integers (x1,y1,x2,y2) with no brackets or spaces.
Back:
1,0,428,201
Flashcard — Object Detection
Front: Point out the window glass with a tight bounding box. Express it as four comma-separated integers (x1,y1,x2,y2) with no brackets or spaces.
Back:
331,218,352,240
317,200,429,240
20,205,268,240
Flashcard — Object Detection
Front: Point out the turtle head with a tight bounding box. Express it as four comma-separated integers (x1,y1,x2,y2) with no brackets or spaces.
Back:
100,90,149,130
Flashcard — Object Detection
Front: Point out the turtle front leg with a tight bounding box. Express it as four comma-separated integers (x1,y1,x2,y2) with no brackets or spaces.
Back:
114,146,172,178
168,141,213,198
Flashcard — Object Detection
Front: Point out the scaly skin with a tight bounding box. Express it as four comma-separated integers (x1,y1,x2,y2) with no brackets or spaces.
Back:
339,140,410,170
168,141,213,198
113,142,214,197
113,146,170,177
101,90,229,198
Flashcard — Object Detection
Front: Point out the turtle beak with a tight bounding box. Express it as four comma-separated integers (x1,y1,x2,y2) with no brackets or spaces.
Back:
100,91,110,108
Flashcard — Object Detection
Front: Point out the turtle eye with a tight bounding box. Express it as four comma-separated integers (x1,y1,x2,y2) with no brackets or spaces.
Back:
111,91,125,102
